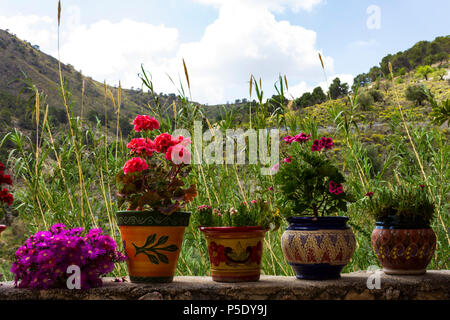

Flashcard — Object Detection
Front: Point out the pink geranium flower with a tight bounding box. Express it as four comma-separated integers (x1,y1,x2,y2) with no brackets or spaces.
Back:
328,180,343,195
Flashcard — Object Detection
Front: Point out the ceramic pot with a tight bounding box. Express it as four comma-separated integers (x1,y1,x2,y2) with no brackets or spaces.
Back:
281,216,356,280
200,226,267,282
116,211,190,283
0,225,5,235
371,222,436,275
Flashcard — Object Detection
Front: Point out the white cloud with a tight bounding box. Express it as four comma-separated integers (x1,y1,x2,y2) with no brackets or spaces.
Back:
350,39,377,48
194,0,323,13
0,0,337,104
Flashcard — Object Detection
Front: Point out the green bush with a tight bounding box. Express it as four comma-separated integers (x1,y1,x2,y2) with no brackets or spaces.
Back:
405,85,428,106
359,92,374,110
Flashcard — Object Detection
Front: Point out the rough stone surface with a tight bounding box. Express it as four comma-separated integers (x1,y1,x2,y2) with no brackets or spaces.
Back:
0,271,448,300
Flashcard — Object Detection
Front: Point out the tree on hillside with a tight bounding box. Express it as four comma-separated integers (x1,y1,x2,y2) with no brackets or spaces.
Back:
431,68,447,81
415,65,435,80
311,86,327,104
328,78,349,99
405,85,428,106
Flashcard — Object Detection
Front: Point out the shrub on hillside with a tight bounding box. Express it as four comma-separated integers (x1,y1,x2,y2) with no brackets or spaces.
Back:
359,92,374,110
405,85,428,106
368,89,384,102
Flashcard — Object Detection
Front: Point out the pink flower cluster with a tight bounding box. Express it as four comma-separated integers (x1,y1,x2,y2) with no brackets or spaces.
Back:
282,132,311,144
311,137,334,152
329,181,343,195
133,115,160,132
197,205,212,211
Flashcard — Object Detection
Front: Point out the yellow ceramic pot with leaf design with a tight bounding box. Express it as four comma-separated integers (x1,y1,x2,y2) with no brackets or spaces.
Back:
200,226,267,282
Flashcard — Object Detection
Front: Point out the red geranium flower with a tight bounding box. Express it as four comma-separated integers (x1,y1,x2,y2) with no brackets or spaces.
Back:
0,188,13,206
127,138,155,157
122,157,149,175
153,133,181,154
365,192,374,198
208,242,226,266
133,115,159,132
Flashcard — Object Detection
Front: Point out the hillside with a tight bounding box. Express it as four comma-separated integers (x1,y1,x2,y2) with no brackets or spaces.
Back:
0,29,182,133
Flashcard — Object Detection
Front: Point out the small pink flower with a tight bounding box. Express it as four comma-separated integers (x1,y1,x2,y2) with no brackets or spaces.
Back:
329,180,343,195
283,156,292,163
268,186,274,191
122,157,149,174
282,136,294,144
197,205,211,211
293,132,311,143
271,163,279,172
251,200,258,204
365,192,374,198
420,185,425,189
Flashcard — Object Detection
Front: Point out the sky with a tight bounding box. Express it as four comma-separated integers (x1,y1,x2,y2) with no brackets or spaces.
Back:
0,0,449,104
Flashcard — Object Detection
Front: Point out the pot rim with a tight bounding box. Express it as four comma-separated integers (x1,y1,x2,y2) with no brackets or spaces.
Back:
199,226,268,233
375,221,431,229
287,216,349,222
116,210,191,215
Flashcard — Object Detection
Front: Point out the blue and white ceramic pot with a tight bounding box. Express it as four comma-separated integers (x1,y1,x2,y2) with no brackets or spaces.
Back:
281,217,356,280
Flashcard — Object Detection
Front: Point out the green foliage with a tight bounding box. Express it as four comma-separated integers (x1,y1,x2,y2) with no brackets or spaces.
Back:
328,77,349,99
425,87,450,126
294,86,327,109
274,138,354,218
364,185,435,226
192,200,281,230
368,89,384,102
415,65,435,80
405,85,428,106
431,68,447,81
358,92,374,110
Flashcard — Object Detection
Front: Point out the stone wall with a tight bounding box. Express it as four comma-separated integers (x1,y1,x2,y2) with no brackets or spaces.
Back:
0,271,448,300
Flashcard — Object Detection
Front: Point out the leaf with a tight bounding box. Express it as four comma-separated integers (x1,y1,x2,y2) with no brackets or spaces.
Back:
155,235,169,246
144,253,159,264
138,191,161,208
143,234,156,248
156,252,169,264
184,184,197,202
159,244,178,252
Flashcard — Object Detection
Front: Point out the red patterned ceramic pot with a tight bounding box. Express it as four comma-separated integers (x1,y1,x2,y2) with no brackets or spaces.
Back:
200,226,267,282
371,222,436,275
0,225,5,235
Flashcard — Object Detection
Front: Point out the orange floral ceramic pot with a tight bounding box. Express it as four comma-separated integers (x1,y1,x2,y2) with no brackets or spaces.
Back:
117,211,190,283
200,226,267,282
371,222,436,275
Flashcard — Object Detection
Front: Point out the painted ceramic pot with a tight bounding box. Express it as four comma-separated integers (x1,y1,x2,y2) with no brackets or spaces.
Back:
0,225,5,235
200,226,267,282
371,222,436,275
116,211,190,283
281,217,356,280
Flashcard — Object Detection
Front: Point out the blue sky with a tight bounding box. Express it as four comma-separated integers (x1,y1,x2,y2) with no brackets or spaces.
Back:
0,0,448,104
